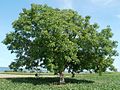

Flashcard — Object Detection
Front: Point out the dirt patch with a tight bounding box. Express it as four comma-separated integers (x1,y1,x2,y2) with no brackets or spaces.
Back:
0,74,34,78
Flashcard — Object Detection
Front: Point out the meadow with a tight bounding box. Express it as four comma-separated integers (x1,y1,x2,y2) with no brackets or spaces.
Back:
0,72,120,90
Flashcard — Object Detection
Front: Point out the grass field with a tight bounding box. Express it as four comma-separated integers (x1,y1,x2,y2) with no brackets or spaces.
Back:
0,72,120,90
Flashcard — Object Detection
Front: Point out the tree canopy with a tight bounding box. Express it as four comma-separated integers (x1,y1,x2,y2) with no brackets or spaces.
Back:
3,4,118,82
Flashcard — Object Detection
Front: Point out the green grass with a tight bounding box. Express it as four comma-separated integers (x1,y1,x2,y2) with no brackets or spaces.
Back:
0,72,120,90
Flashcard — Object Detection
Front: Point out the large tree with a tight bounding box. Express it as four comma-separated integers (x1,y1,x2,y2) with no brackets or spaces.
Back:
3,4,118,83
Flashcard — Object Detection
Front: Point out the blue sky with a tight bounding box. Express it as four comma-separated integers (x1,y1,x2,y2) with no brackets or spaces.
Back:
0,0,120,71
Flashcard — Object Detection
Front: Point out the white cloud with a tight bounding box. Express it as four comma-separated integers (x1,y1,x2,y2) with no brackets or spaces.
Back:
91,0,117,6
60,0,74,9
116,15,120,19
104,0,114,5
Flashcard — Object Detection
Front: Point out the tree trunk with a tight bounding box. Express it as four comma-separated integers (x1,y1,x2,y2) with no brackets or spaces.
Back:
98,65,102,76
59,72,65,84
71,71,75,78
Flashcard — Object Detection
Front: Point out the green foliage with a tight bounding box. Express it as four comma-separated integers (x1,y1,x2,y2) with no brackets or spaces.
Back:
3,4,118,76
